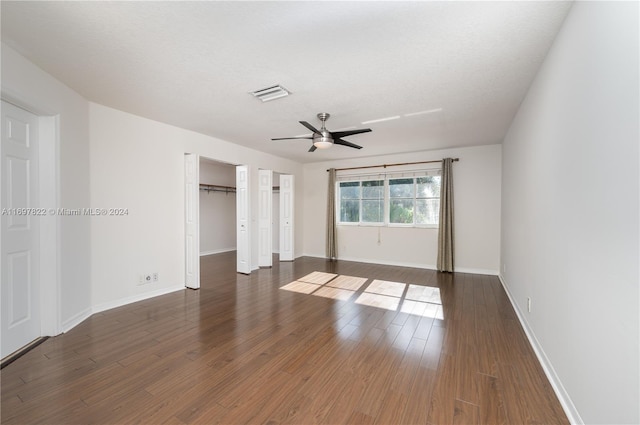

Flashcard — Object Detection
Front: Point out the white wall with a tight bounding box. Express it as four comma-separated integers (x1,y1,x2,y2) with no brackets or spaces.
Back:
303,144,501,274
89,103,304,309
500,2,639,424
1,44,92,331
199,160,236,255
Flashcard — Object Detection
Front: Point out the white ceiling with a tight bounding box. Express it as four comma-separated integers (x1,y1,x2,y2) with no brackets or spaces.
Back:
1,1,572,164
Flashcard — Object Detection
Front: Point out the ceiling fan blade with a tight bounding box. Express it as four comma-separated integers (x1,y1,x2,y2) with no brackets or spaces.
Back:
308,145,317,152
299,121,321,134
334,138,362,149
330,128,372,139
271,136,314,141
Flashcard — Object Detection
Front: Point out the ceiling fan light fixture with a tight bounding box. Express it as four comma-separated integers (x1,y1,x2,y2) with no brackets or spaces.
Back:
313,134,333,149
250,84,290,102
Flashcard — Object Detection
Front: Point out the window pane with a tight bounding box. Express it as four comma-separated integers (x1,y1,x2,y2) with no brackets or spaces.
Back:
362,200,384,222
416,176,441,198
340,181,360,199
362,180,383,199
340,200,359,222
390,199,414,223
389,178,414,198
416,199,440,225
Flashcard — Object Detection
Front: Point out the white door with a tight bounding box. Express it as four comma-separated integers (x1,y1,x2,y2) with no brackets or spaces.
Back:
279,174,294,261
184,153,200,289
236,165,251,274
1,100,41,358
258,169,272,267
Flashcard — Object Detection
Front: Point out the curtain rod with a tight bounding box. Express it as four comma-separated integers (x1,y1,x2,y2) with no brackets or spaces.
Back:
326,158,459,172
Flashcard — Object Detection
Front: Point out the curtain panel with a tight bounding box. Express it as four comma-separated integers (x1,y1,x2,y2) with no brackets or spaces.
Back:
326,168,337,260
437,158,454,272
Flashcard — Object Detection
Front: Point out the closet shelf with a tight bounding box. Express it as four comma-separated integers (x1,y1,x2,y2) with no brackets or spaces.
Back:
200,183,236,194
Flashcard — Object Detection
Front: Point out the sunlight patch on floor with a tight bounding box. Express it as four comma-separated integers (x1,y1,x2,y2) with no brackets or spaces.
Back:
354,292,400,311
405,284,442,304
365,280,406,297
280,281,322,294
400,299,444,319
298,271,338,285
313,286,356,301
280,272,442,318
326,275,367,291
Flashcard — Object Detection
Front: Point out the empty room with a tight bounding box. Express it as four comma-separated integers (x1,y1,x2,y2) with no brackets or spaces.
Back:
1,2,638,424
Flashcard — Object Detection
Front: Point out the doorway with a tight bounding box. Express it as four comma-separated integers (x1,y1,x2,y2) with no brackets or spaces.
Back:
1,99,59,359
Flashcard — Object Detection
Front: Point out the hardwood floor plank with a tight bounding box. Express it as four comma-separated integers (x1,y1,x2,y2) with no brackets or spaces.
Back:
373,389,408,425
400,366,437,425
453,399,481,425
427,353,457,424
0,254,569,425
478,373,508,425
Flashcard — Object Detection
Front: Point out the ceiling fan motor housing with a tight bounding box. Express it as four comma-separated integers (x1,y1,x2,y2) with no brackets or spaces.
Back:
313,130,333,149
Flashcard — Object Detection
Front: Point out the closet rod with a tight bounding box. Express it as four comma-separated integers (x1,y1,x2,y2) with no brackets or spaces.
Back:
326,158,458,172
199,183,236,194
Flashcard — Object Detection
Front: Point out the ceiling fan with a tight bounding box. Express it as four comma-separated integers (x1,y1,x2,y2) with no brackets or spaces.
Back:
272,113,372,152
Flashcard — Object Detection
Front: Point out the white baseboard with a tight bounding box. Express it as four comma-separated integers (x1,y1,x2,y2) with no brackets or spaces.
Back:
498,274,583,425
92,285,185,315
301,253,498,276
61,285,185,333
454,266,499,276
200,248,235,256
61,307,93,333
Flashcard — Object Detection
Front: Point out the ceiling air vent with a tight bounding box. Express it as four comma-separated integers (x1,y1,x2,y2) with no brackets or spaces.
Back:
250,84,290,102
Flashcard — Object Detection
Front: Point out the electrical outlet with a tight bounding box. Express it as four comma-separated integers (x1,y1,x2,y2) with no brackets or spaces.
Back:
527,297,531,313
152,273,159,282
138,274,153,285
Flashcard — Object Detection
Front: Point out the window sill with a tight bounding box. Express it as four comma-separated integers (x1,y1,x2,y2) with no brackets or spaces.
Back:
337,223,438,229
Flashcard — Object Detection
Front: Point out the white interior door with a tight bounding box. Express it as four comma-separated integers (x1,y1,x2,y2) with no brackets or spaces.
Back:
236,165,251,274
1,100,41,358
279,174,294,261
258,169,272,267
184,153,200,289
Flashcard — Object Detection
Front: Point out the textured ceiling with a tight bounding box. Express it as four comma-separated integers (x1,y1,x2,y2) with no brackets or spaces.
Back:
1,1,572,163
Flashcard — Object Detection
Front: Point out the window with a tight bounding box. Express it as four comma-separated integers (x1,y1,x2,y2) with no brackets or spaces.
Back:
337,171,441,227
339,180,384,224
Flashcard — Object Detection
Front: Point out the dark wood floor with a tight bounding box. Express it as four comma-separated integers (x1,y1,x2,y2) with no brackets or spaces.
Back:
1,253,568,424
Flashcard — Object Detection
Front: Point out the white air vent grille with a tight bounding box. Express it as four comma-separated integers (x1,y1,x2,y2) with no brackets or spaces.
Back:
250,85,290,102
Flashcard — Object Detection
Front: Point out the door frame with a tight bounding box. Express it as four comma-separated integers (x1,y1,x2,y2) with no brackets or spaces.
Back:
184,153,200,289
279,174,294,261
236,165,251,274
258,169,272,268
1,93,61,338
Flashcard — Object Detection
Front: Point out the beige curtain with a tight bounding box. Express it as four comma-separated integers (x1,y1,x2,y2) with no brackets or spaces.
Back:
326,168,337,260
437,158,454,272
